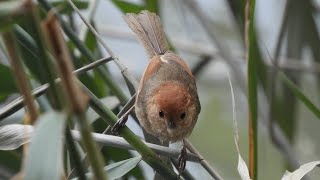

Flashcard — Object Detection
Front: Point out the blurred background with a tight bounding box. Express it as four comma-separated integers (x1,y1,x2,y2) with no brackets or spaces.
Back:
93,0,320,179
1,0,320,179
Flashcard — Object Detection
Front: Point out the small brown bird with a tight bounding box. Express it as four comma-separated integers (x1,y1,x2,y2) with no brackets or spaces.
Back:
123,10,201,143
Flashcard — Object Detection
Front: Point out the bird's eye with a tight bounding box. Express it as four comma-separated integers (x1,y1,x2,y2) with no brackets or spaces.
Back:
159,111,164,118
180,112,186,119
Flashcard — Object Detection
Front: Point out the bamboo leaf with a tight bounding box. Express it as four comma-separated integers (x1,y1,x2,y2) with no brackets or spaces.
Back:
25,111,66,180
106,156,142,179
51,0,88,14
72,156,142,180
14,26,45,84
144,0,159,13
279,72,320,119
0,124,33,150
238,154,251,180
228,73,251,180
281,161,320,180
111,0,144,14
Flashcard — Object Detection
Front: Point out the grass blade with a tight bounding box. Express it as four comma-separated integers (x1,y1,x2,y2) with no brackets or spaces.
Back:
0,64,18,101
0,124,33,150
245,0,258,179
279,72,320,119
72,156,142,180
281,161,320,180
25,111,66,180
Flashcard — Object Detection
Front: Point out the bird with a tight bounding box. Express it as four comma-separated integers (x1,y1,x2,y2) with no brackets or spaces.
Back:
122,10,201,175
123,10,201,143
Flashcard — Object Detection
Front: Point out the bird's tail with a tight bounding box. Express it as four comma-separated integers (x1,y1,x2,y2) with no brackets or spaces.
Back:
123,10,169,59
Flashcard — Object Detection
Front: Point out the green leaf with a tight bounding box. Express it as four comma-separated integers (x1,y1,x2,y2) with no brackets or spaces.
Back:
0,63,18,101
76,23,109,97
14,26,46,84
106,156,142,179
72,156,142,180
51,0,89,14
111,0,145,13
281,161,320,180
279,72,320,119
144,0,159,13
101,147,144,179
25,111,66,180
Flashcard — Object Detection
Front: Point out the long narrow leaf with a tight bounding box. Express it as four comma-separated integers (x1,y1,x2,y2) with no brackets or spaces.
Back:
246,0,258,179
228,73,251,180
0,124,32,150
281,161,320,180
279,72,320,119
0,63,18,100
25,111,66,180
111,0,144,13
72,156,142,180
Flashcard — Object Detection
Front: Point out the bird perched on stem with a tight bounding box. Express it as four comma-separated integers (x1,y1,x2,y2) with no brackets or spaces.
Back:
122,10,201,175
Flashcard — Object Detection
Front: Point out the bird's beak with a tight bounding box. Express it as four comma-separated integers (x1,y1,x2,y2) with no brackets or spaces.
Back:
167,120,176,129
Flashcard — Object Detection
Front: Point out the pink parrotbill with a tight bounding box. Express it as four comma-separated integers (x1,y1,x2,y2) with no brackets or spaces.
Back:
124,10,201,142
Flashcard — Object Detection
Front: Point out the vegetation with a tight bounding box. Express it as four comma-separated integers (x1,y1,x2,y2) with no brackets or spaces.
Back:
0,0,320,179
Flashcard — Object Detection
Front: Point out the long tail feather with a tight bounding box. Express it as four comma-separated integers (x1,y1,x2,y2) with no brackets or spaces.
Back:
123,10,169,59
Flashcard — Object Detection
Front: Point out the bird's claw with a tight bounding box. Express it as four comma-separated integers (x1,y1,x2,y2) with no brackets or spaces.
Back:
178,145,187,178
111,115,128,135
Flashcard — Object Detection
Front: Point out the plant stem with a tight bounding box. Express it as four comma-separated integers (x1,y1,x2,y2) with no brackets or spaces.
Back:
245,0,258,179
65,127,87,180
77,114,107,180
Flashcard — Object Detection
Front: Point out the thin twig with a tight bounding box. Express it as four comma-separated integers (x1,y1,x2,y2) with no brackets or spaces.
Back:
192,55,212,77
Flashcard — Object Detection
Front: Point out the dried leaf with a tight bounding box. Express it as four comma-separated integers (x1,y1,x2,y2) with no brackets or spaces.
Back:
0,124,33,150
281,161,320,180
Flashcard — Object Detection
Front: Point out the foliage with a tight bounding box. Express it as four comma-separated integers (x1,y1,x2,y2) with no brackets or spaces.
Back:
1,0,320,180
